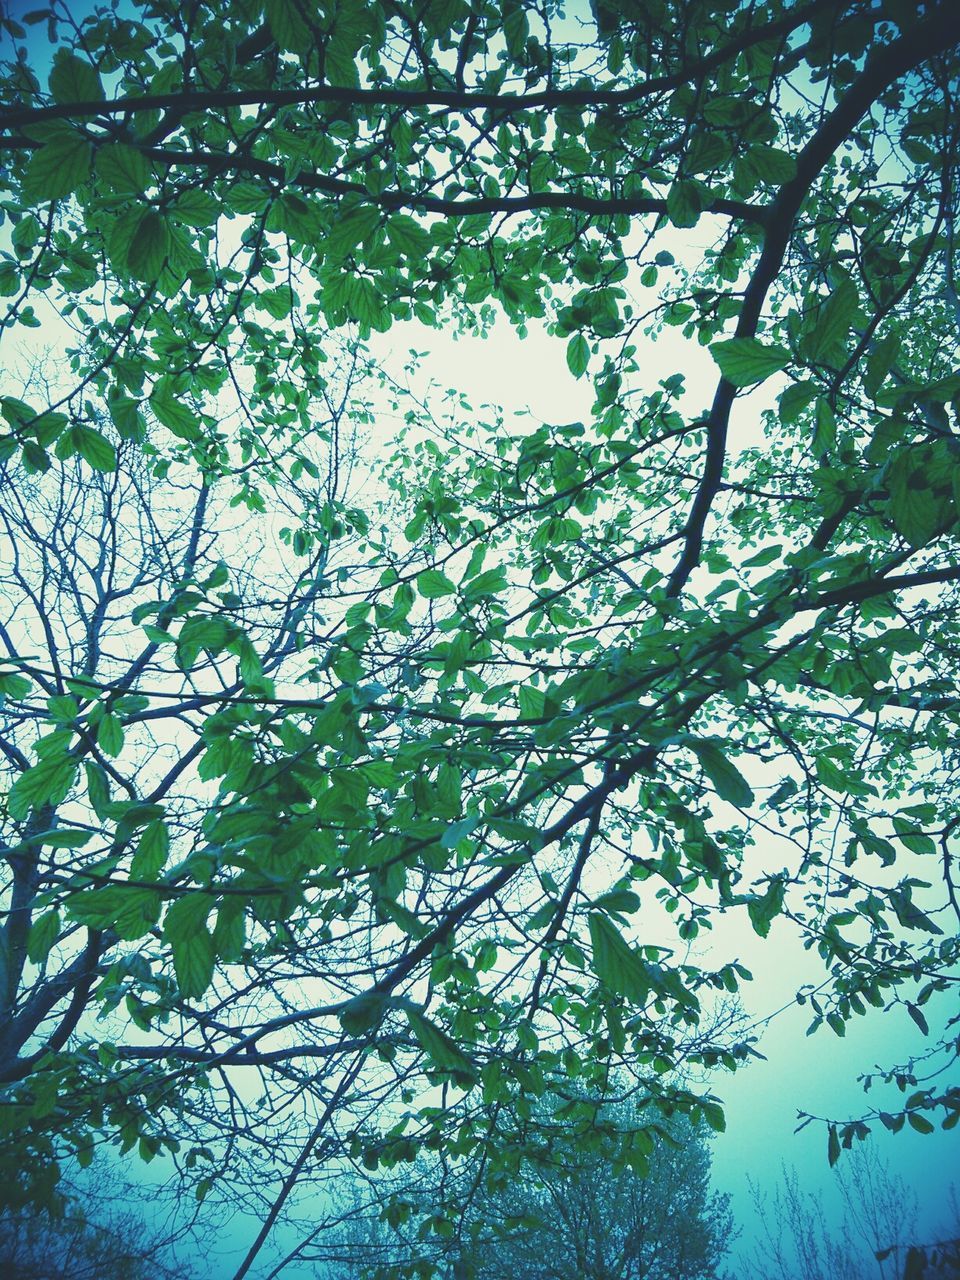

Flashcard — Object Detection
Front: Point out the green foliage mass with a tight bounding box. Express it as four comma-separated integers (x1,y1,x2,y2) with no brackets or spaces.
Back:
0,1,959,1274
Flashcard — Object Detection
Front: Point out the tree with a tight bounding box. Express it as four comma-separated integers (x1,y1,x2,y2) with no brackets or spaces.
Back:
304,1092,733,1280
1,1,960,1275
461,1107,733,1280
0,1155,187,1280
744,1151,960,1280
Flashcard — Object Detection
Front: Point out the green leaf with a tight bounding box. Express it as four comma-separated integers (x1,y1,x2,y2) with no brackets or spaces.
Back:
886,447,950,548
265,0,311,53
49,50,103,103
23,128,92,202
27,910,61,964
125,211,170,281
566,333,590,378
416,568,456,599
149,387,201,441
805,276,859,365
130,820,169,880
164,895,215,998
406,1008,478,1086
97,711,124,756
747,879,786,938
588,913,649,1002
388,214,430,258
828,1124,841,1167
8,755,78,820
68,886,161,940
95,144,150,194
888,884,943,935
592,889,641,914
666,179,705,228
688,739,754,807
172,189,220,226
710,337,790,386
71,425,117,472
339,992,388,1036
906,1003,929,1035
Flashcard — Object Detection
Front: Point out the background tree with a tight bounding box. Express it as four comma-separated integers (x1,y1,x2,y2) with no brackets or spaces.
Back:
0,2,959,1277
461,1107,732,1280
303,1091,732,1280
0,1154,190,1280
745,1151,960,1280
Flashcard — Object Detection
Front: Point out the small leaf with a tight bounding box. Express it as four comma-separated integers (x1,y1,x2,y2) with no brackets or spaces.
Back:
711,337,790,387
828,1124,841,1167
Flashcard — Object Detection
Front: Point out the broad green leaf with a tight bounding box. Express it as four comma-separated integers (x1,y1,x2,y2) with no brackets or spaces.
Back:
172,189,220,226
804,276,859,365
97,711,124,756
747,879,786,938
592,889,641,914
566,333,590,378
212,898,246,963
71,425,117,472
68,886,161,940
95,144,150,194
265,0,311,53
888,885,943,935
165,895,216,998
588,913,649,1002
8,755,78,820
23,129,92,202
339,992,389,1036
666,179,705,228
27,910,61,965
710,337,790,386
406,1008,478,1086
125,211,170,281
49,51,103,103
886,447,951,548
149,388,201,441
130,820,169,880
388,214,430,258
688,740,754,808
416,568,456,599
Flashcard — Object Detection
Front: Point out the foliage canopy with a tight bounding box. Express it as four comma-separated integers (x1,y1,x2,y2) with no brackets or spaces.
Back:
1,0,959,1274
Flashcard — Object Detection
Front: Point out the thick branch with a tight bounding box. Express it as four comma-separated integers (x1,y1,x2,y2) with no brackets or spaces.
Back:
0,2,844,134
666,2,960,597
